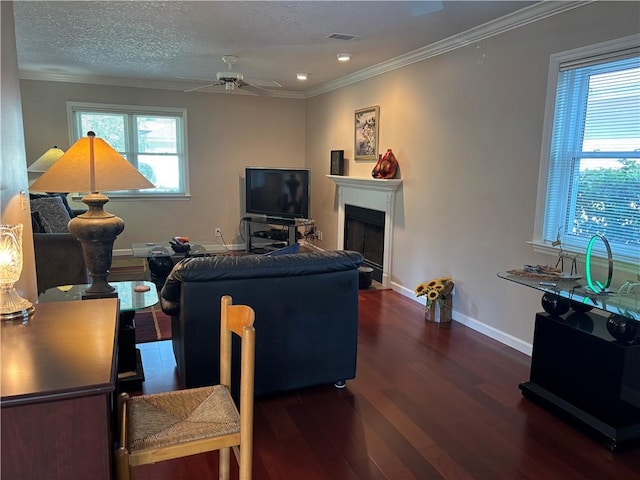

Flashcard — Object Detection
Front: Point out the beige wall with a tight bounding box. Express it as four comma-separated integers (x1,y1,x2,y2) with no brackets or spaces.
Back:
1,1,37,303
20,81,306,250
17,1,640,351
305,1,640,348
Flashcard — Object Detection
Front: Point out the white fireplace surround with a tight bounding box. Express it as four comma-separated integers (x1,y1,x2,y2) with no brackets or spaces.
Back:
327,175,402,287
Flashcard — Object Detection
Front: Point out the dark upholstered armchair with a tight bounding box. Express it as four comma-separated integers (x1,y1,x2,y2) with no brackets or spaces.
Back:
33,232,87,294
30,192,88,294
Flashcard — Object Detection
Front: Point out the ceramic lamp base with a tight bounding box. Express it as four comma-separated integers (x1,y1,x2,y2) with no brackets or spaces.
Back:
69,193,124,297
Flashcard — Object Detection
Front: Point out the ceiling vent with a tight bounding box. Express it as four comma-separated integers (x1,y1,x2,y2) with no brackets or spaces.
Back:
327,33,359,41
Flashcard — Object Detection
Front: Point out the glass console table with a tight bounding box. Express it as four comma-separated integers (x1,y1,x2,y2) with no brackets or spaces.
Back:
498,271,640,451
498,271,640,321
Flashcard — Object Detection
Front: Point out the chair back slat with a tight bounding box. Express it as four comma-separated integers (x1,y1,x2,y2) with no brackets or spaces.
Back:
220,295,255,388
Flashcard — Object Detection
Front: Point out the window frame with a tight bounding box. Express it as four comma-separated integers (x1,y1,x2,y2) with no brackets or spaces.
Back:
67,101,190,198
532,35,640,272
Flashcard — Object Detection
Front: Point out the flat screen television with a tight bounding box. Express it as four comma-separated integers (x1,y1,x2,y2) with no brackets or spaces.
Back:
245,167,310,221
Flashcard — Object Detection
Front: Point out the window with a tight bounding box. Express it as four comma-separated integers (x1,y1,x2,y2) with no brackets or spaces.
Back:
68,102,189,196
535,36,640,266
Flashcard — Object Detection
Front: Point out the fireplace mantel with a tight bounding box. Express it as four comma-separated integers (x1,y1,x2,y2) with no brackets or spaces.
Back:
327,175,402,287
326,175,403,192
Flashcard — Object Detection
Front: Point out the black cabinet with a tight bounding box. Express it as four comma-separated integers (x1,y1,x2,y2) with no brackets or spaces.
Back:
520,311,640,450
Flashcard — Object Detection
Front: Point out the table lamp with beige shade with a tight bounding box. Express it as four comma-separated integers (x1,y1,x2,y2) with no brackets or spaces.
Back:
27,146,65,173
29,131,154,298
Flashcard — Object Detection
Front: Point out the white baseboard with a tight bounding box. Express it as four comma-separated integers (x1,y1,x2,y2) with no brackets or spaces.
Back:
391,282,532,357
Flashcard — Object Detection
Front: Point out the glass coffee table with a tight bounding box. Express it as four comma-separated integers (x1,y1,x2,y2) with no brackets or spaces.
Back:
39,280,158,391
40,280,158,310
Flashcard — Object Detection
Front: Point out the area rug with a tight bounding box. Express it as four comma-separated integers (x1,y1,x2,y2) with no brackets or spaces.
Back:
109,257,149,282
135,305,172,343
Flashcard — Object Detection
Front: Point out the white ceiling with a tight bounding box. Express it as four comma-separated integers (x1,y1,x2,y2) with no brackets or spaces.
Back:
14,1,561,98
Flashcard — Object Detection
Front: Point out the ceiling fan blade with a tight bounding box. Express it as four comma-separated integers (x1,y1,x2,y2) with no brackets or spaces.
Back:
245,78,282,88
176,75,213,82
238,82,272,96
184,83,216,93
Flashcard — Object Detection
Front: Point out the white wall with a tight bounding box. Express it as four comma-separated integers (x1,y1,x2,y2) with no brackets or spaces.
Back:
305,1,640,351
20,82,306,250
1,1,37,303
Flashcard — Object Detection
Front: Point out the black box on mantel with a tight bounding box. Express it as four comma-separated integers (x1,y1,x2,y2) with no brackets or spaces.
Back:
330,150,344,175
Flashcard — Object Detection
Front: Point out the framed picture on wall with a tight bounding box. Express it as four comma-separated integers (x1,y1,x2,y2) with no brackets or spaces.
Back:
354,105,379,161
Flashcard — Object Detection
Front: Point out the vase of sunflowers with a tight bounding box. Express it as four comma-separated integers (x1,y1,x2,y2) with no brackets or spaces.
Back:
415,277,454,327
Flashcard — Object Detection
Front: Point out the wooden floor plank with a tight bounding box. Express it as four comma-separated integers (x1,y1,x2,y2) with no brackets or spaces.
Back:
132,289,640,480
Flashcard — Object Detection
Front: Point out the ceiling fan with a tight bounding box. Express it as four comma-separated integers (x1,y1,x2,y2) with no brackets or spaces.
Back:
184,55,279,96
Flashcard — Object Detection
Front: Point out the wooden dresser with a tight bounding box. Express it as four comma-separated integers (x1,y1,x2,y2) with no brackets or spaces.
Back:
1,298,119,479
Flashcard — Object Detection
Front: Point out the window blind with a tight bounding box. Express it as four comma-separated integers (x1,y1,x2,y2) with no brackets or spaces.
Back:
544,52,640,262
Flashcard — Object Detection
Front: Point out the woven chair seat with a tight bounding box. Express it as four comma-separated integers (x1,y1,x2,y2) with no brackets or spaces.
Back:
128,385,239,452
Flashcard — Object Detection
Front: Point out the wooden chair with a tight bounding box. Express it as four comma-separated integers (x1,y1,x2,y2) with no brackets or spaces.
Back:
114,295,256,480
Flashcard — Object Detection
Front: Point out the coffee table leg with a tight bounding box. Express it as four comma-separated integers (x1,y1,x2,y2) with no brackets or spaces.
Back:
117,311,145,392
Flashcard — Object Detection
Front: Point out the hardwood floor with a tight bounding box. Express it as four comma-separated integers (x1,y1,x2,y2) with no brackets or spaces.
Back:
133,290,640,480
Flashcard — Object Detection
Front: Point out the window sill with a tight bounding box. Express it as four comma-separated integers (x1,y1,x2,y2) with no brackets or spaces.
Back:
71,193,191,201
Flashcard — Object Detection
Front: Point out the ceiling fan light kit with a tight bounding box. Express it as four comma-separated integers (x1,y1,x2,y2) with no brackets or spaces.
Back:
185,55,273,96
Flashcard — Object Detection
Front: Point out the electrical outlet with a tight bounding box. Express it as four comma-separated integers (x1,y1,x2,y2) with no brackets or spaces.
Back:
317,230,323,241
215,228,222,237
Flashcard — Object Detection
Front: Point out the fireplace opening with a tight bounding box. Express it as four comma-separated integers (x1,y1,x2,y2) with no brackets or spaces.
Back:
344,204,384,283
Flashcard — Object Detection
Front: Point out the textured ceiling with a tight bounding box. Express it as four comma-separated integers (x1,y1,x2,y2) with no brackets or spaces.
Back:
13,1,544,96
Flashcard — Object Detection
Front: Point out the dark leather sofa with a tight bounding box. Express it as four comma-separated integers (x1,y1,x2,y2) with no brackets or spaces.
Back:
160,250,363,396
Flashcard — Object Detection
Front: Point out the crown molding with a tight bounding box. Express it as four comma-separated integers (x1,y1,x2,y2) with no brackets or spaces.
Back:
305,1,591,98
18,71,306,99
19,1,590,100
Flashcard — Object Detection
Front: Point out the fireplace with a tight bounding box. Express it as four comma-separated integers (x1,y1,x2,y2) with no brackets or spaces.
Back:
344,205,384,282
327,175,402,287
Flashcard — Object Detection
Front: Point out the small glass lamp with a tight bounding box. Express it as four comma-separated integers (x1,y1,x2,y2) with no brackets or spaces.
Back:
0,224,35,320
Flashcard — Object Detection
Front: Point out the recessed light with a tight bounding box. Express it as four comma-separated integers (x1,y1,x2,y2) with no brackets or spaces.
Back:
296,73,308,81
337,53,351,62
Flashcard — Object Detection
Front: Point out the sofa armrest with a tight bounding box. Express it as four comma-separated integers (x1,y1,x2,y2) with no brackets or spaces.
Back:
160,296,180,316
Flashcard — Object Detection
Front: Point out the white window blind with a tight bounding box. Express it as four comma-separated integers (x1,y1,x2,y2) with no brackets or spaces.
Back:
539,40,640,265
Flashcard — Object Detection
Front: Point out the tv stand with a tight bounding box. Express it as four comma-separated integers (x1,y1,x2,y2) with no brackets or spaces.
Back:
243,216,313,253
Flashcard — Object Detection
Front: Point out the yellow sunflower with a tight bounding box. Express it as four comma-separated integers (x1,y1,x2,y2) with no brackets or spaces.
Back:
427,289,439,301
414,282,429,297
416,277,454,307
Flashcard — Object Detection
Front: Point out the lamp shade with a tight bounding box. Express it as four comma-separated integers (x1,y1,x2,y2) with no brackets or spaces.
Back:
29,133,154,193
27,146,65,172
